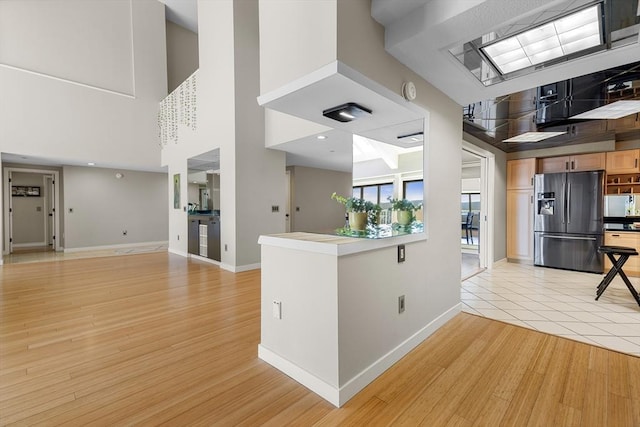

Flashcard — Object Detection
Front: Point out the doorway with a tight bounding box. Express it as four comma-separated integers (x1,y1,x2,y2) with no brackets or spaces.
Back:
3,167,61,255
460,143,494,279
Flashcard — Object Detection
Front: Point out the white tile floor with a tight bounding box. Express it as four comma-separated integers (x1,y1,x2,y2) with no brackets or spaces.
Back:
462,261,640,357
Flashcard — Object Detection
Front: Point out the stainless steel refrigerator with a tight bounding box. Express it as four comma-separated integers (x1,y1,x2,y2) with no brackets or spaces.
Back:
534,171,604,273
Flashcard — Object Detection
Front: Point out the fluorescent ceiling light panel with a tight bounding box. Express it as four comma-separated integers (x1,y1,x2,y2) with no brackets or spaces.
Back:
482,4,601,75
503,131,567,143
571,100,640,119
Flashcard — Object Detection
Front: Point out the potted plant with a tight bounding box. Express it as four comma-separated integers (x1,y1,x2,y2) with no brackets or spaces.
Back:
367,202,382,226
331,192,369,231
389,197,422,226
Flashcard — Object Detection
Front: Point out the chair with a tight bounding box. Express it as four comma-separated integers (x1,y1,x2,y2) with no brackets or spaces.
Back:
596,245,640,307
462,212,473,244
470,213,480,247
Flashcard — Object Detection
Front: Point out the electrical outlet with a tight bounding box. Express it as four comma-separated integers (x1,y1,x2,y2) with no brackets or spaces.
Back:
398,295,406,313
272,205,279,213
122,230,127,236
398,245,406,263
273,300,282,319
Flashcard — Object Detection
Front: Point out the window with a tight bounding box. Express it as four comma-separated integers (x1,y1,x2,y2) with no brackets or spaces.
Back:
353,183,394,207
403,180,423,205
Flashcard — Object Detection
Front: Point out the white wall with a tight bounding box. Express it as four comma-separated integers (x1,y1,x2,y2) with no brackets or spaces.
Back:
0,0,167,172
257,0,463,401
335,0,462,317
162,0,286,270
10,172,46,245
166,20,199,93
63,166,168,250
259,0,338,94
289,166,352,232
0,158,2,263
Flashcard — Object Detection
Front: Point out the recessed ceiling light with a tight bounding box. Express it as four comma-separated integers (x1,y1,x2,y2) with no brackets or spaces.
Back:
481,4,602,75
317,135,327,140
570,100,640,120
397,131,424,142
87,162,95,166
503,131,567,143
322,103,372,123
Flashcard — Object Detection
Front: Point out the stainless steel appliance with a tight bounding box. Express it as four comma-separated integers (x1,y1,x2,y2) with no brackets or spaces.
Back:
534,171,604,273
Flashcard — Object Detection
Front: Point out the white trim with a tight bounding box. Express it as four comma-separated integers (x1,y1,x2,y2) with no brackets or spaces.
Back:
258,232,426,257
3,167,61,255
259,303,461,407
461,142,495,270
64,241,168,253
12,242,47,248
168,248,189,257
188,253,221,266
221,262,261,273
258,345,341,406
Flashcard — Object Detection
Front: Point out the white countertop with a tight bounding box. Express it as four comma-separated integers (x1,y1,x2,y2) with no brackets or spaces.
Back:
258,231,426,256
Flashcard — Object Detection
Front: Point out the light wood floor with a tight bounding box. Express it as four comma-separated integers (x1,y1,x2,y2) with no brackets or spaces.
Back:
1,253,638,426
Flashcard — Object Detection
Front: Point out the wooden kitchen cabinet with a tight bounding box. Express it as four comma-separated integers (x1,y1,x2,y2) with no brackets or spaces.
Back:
537,152,606,173
507,189,534,262
606,149,640,174
604,231,640,276
507,158,536,190
507,159,535,263
608,113,640,132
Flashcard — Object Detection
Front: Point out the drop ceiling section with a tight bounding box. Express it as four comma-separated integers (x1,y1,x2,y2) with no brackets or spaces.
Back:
258,63,424,171
375,0,640,106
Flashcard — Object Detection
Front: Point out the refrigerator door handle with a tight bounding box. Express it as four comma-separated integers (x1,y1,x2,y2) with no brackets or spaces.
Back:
540,235,597,241
567,183,571,224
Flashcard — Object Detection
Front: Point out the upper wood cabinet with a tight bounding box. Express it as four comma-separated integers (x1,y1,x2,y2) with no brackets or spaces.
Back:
507,158,536,190
608,113,640,131
606,149,640,174
537,153,606,174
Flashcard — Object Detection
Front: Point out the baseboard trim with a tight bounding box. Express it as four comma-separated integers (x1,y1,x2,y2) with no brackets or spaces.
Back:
64,241,168,253
12,242,47,248
221,262,261,273
258,345,340,406
168,248,188,257
188,254,220,266
337,303,461,406
258,303,461,407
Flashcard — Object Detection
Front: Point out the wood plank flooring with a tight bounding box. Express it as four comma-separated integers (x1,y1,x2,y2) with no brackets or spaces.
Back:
1,252,638,425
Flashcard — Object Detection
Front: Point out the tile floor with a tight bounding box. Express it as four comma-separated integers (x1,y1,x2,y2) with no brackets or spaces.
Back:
462,261,640,357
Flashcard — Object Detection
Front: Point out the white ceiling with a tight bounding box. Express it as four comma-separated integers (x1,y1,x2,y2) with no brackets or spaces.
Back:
158,0,198,33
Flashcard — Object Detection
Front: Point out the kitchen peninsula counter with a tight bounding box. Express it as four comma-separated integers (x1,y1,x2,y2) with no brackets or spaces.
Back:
257,231,459,407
